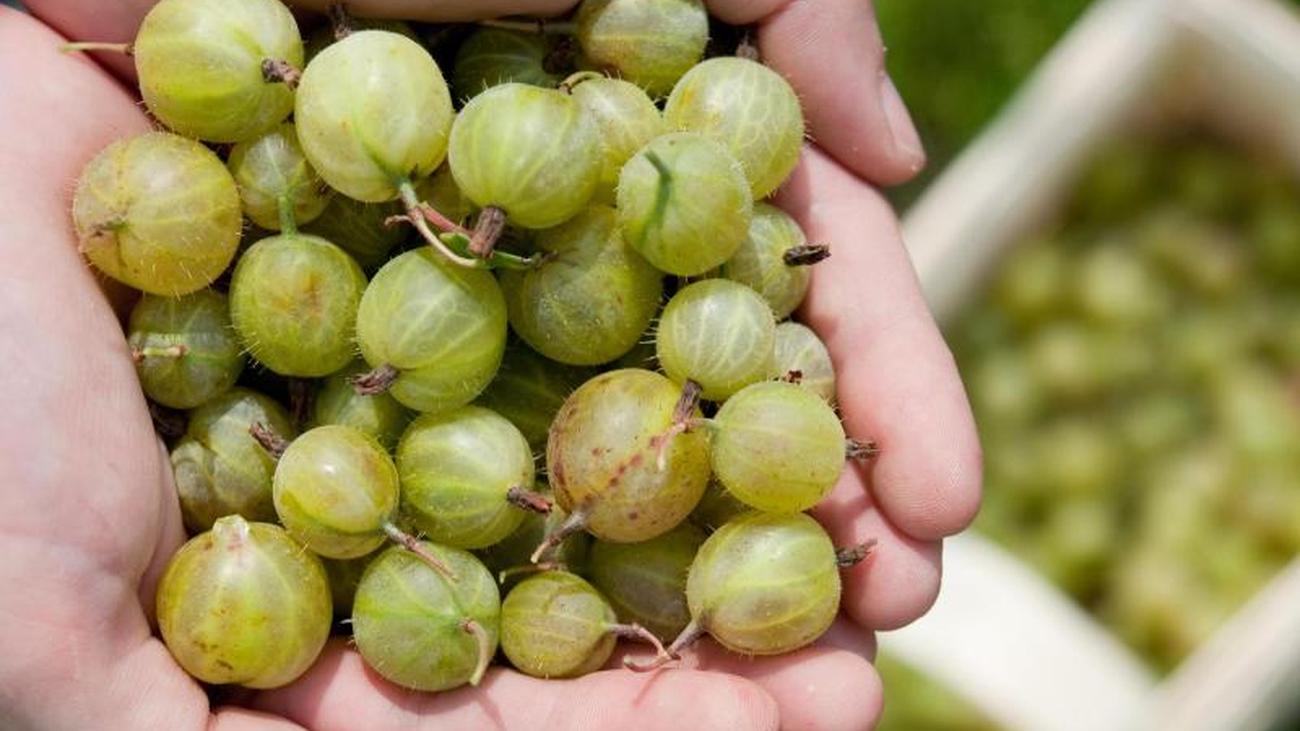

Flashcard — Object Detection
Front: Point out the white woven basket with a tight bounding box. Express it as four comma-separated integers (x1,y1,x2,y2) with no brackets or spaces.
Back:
886,0,1300,729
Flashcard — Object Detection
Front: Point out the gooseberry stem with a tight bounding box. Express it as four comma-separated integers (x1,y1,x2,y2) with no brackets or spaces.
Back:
249,422,289,459
780,368,804,385
277,194,298,235
61,41,133,55
288,378,313,428
506,485,553,515
845,438,880,461
461,618,493,686
328,2,353,39
497,561,566,584
351,363,399,396
611,623,673,669
650,380,704,470
836,539,878,568
397,180,484,269
783,244,831,266
469,206,507,259
382,522,457,581
625,617,704,672
530,508,588,564
479,18,578,34
558,71,604,94
260,58,302,89
131,344,188,363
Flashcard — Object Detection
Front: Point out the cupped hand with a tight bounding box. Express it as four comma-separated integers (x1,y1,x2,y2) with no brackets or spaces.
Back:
0,2,979,730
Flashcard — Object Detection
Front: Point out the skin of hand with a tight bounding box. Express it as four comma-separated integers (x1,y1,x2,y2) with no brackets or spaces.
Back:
0,2,981,730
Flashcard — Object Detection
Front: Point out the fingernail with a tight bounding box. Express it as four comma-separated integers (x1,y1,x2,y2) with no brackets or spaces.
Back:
880,76,925,171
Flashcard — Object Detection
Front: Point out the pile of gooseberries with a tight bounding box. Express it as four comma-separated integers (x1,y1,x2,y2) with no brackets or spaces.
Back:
69,0,878,692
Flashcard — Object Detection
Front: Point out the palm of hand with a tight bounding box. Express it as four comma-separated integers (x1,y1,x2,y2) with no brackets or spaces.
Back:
0,3,981,730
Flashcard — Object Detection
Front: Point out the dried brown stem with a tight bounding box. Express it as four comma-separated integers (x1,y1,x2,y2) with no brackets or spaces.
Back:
530,508,587,564
845,438,880,461
260,58,301,89
610,623,672,669
461,618,493,686
350,364,399,396
288,378,314,428
328,3,353,39
783,244,831,266
506,485,553,515
249,422,289,459
781,369,804,384
382,522,456,581
836,539,878,568
625,617,704,672
497,561,566,584
469,206,508,259
131,344,188,363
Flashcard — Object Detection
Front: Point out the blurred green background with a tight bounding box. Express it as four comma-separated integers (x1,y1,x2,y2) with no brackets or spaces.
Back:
875,1,1300,730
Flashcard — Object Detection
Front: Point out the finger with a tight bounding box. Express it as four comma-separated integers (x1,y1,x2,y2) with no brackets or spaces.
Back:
707,0,925,186
659,618,883,731
776,146,983,541
813,473,943,630
252,639,780,731
210,708,309,731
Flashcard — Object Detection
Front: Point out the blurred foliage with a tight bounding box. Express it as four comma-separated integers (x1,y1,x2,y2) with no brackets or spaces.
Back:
876,0,1094,207
875,652,1000,731
953,132,1300,675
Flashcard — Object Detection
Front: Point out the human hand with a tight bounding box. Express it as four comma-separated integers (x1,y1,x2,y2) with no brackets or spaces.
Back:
0,2,979,730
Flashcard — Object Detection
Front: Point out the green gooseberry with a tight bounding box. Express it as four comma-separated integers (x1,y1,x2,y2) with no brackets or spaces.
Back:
295,30,453,203
156,516,331,688
170,387,297,533
127,289,244,409
772,322,837,405
448,83,602,230
656,279,776,401
672,512,841,657
710,381,846,513
131,0,303,142
544,369,710,549
575,0,708,98
664,57,805,199
227,122,331,231
473,341,598,450
501,205,663,366
452,27,561,100
272,425,400,559
309,361,413,452
228,232,366,377
396,406,535,549
719,203,822,320
72,132,242,296
617,132,753,276
354,248,508,413
566,73,665,202
587,522,705,641
500,571,668,678
352,543,500,690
